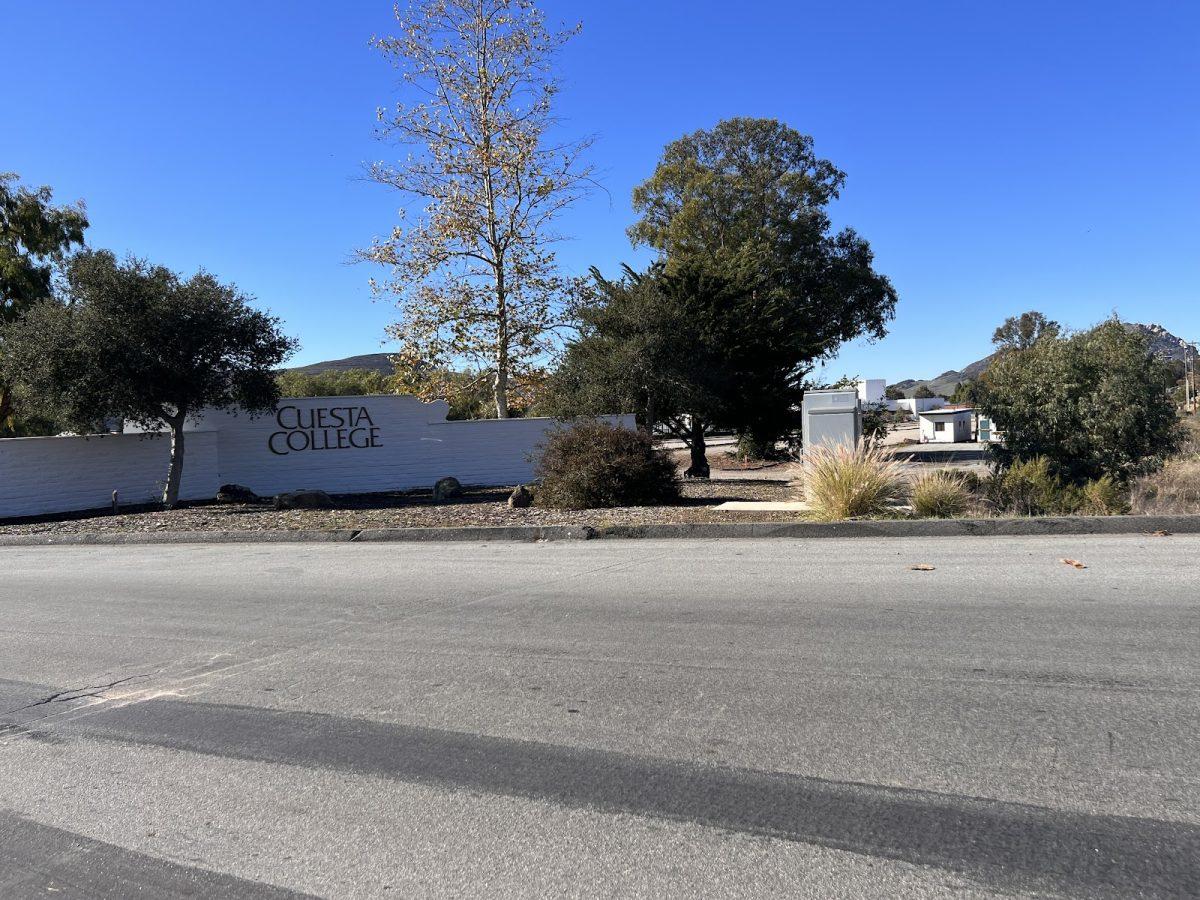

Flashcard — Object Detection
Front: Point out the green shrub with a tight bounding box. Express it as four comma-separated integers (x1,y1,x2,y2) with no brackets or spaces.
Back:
988,457,1070,516
799,442,906,521
987,457,1127,516
535,421,679,509
1078,476,1129,516
910,470,972,518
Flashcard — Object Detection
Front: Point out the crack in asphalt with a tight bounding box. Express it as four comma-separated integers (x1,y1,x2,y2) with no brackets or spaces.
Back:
1,675,150,716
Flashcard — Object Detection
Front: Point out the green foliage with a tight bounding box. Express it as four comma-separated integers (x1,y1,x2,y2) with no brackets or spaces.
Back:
0,173,88,324
992,310,1059,352
987,457,1071,516
861,401,909,442
0,173,89,432
534,420,679,510
799,442,907,521
544,261,762,433
910,470,972,518
0,250,297,505
885,385,904,401
277,368,394,399
1078,476,1128,516
613,117,897,454
949,379,981,405
984,457,1127,516
913,384,937,399
980,319,1182,482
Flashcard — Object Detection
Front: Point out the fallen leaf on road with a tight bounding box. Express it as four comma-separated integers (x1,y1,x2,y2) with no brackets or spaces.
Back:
1148,530,1172,537
1060,558,1087,569
909,564,936,571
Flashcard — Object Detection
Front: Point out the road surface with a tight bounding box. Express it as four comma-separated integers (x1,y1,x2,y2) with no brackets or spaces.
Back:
1,534,1198,898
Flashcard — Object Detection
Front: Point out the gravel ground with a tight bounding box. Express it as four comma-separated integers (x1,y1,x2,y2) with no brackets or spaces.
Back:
0,480,800,536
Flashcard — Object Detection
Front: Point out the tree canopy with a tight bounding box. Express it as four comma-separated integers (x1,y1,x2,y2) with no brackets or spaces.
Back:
979,318,1181,482
0,251,297,506
570,117,897,463
992,310,1059,352
0,173,88,431
363,0,593,418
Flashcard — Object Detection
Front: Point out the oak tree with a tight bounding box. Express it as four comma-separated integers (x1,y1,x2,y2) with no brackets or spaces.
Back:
0,251,297,507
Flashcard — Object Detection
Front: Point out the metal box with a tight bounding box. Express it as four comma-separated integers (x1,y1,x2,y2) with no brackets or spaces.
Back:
801,389,862,452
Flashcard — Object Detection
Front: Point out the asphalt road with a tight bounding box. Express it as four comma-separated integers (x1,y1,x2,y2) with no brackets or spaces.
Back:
1,534,1198,898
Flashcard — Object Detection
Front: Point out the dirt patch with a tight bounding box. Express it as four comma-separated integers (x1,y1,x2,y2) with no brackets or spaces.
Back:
0,480,801,536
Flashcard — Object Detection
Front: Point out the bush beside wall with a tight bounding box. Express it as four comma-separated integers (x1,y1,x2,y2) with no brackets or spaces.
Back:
535,421,679,510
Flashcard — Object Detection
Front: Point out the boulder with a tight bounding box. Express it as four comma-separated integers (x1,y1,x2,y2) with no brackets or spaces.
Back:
433,476,463,502
216,483,260,504
508,485,534,509
273,489,335,510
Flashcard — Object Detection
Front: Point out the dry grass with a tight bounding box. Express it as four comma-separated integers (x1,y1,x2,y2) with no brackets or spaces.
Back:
909,470,972,518
798,442,907,521
1130,456,1200,515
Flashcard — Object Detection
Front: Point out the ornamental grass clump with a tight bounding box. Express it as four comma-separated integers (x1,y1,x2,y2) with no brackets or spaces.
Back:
535,421,679,510
1130,457,1200,515
799,441,906,521
910,470,972,518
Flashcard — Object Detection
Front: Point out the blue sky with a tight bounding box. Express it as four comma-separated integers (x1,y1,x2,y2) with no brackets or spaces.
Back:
5,1,1197,383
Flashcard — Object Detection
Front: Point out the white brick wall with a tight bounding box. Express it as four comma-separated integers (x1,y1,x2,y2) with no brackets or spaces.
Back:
1,396,633,518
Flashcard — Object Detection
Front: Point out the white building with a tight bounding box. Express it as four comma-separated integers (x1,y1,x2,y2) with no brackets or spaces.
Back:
856,379,887,406
918,407,974,443
895,396,946,418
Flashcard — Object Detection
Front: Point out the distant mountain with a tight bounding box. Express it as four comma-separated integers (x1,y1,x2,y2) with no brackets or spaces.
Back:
287,353,394,376
888,322,1194,398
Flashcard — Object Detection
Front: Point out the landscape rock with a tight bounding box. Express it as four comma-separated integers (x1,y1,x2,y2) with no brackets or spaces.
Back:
273,489,335,510
433,476,463,502
216,484,260,504
508,485,533,509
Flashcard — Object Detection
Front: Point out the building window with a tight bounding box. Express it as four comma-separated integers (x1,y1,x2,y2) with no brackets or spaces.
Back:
934,422,946,432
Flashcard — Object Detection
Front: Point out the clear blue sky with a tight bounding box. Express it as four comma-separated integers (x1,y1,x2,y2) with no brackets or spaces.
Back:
5,1,1197,383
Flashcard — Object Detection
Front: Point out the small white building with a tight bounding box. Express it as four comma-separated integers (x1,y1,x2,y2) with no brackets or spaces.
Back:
918,407,974,443
856,379,887,406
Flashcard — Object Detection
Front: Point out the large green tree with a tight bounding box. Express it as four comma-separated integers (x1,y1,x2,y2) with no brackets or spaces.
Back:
980,318,1181,482
992,310,1059,352
0,251,297,507
544,262,746,475
625,117,897,456
0,173,88,430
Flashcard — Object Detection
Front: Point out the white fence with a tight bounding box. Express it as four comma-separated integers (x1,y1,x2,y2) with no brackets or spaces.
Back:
0,395,632,518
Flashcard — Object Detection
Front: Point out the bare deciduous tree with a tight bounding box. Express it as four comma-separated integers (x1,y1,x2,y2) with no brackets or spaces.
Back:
362,0,594,418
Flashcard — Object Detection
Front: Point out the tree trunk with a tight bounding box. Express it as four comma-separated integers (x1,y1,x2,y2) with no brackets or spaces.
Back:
163,416,186,509
494,361,509,419
685,417,709,478
0,387,11,429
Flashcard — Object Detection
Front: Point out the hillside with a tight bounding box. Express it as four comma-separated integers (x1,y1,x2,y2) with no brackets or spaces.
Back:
888,322,1194,398
287,353,394,376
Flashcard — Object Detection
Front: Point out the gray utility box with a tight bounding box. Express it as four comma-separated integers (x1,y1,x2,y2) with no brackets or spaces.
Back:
801,389,862,452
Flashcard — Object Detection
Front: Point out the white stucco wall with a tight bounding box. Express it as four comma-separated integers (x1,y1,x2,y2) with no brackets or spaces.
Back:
0,395,634,518
0,431,219,517
896,396,946,418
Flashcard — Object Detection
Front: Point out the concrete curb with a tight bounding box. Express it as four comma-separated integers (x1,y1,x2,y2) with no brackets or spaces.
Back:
0,514,1196,547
